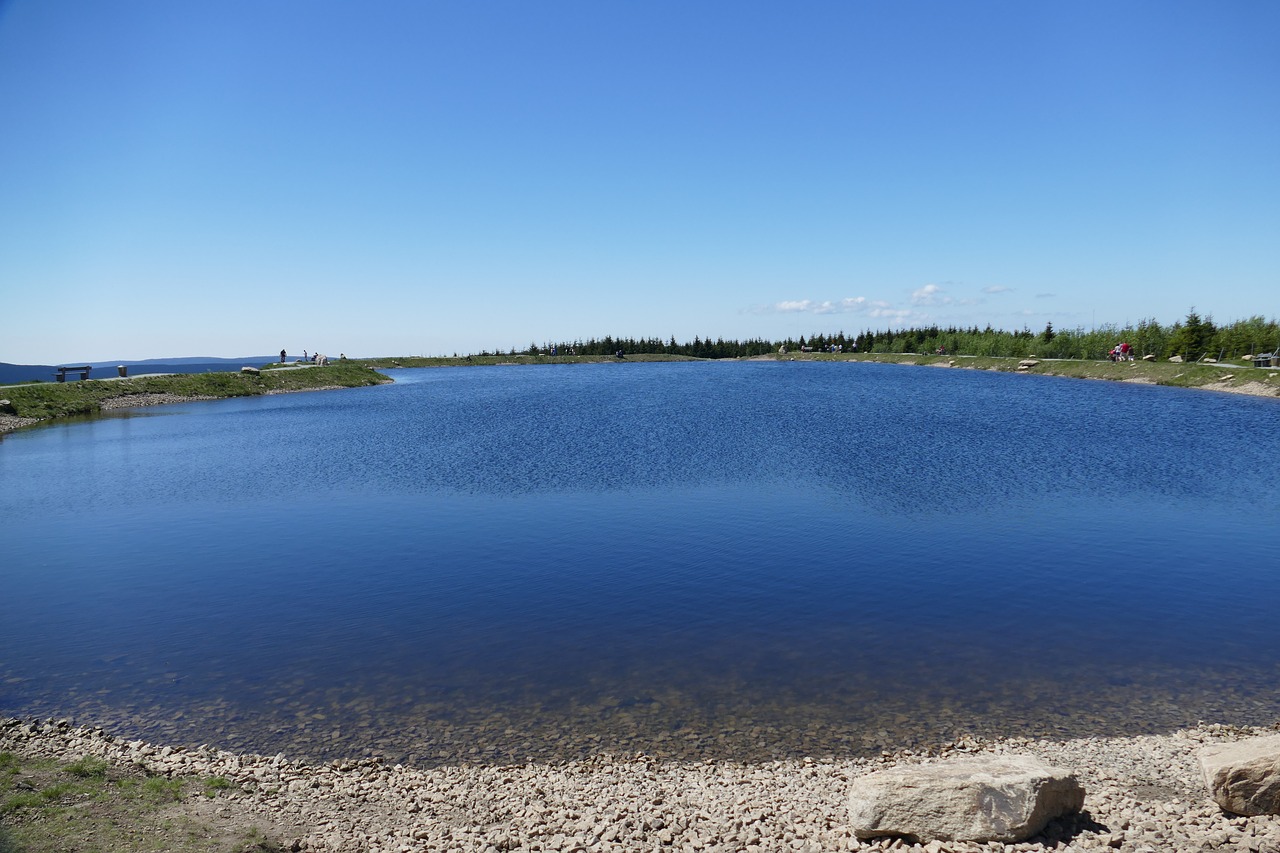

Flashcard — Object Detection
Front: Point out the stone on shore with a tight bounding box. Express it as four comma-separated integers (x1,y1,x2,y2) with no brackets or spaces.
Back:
848,754,1085,843
1200,734,1280,816
241,366,261,374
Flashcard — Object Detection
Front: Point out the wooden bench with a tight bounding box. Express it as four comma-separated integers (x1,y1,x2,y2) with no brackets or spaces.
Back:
54,366,92,382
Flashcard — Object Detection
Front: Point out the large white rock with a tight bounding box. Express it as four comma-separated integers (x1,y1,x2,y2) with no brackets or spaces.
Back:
1200,735,1280,816
848,755,1085,843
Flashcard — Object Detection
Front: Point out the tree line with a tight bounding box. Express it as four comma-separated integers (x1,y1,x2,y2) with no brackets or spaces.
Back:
478,312,1279,362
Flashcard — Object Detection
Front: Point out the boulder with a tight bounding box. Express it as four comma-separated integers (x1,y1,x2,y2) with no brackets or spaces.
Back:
1169,355,1184,363
848,755,1084,843
240,366,261,374
1143,354,1157,361
1200,735,1280,816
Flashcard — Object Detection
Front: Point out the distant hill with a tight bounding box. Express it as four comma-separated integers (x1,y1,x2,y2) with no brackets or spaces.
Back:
0,356,277,386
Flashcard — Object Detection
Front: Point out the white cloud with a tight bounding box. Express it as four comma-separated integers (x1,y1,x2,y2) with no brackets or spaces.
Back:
868,305,913,321
766,296,883,315
1035,292,1056,299
760,294,915,323
911,283,952,306
982,285,1012,294
774,300,818,313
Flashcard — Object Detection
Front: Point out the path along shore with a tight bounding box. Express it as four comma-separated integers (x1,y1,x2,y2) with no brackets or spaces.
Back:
4,717,1280,852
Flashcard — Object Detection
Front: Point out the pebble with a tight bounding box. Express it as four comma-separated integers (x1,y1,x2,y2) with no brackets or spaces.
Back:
4,716,1280,852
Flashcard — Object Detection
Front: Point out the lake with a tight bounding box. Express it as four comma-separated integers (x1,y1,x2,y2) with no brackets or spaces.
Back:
2,361,1278,766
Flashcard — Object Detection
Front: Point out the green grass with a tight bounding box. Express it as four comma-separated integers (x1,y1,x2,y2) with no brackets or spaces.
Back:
65,756,109,779
201,776,232,798
0,752,285,853
115,775,185,803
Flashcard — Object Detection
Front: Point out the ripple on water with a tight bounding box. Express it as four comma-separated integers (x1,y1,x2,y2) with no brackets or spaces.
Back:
2,362,1278,764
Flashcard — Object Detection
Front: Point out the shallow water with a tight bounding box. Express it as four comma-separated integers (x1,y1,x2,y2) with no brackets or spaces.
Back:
2,361,1278,764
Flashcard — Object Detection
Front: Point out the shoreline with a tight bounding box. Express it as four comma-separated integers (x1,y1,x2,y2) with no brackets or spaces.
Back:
4,716,1278,852
0,365,390,436
5,354,1276,437
5,355,1278,437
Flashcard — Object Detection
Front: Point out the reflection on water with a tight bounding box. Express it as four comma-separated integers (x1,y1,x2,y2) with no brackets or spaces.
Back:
2,362,1279,765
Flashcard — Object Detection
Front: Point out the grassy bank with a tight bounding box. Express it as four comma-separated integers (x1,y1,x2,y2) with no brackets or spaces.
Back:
0,364,389,423
817,351,1280,395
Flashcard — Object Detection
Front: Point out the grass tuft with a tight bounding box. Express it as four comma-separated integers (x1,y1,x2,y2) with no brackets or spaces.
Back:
66,755,110,778
202,776,233,797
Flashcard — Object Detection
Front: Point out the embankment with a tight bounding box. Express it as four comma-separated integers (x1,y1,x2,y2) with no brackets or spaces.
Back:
766,352,1280,399
0,364,390,435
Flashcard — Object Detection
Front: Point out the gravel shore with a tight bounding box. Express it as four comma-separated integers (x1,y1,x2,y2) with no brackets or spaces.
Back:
4,717,1278,852
0,413,39,432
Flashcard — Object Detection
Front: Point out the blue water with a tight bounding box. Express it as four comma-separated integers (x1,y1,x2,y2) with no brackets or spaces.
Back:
2,361,1278,764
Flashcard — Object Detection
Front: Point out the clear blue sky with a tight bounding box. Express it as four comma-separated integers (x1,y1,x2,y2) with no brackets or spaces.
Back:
1,1,1276,362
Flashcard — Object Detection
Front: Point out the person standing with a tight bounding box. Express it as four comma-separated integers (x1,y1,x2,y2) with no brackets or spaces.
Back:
280,349,287,363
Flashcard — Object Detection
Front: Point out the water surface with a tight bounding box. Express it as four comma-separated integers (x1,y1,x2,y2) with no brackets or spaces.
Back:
2,361,1277,764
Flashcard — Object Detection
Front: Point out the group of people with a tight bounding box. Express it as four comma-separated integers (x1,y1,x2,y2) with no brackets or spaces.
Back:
280,349,338,366
1108,342,1135,361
